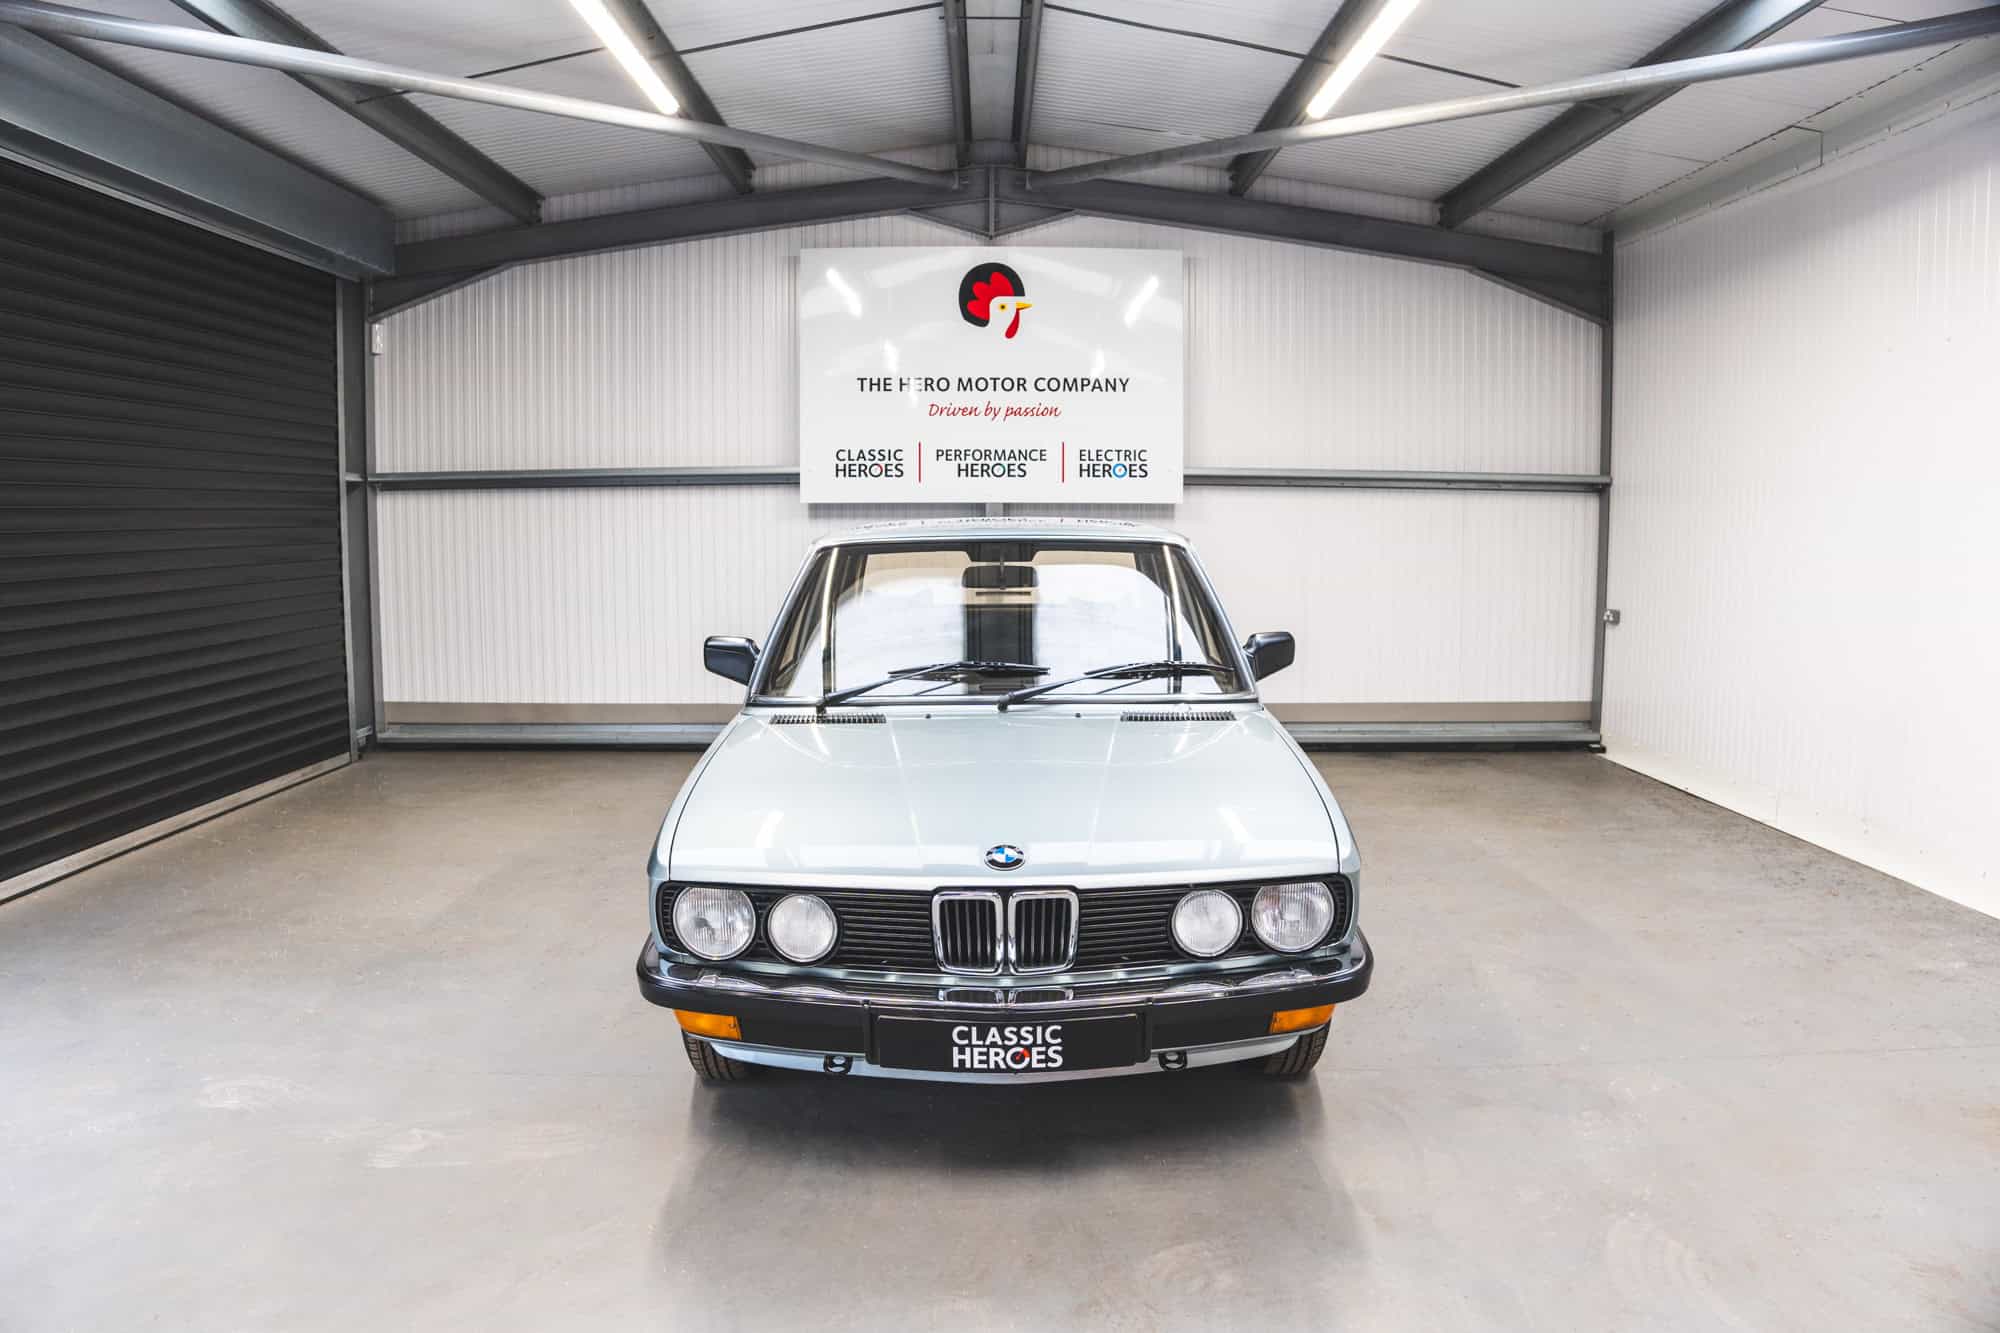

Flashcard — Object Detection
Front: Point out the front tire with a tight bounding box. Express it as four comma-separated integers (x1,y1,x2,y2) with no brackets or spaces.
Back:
681,1031,755,1082
1261,1024,1329,1077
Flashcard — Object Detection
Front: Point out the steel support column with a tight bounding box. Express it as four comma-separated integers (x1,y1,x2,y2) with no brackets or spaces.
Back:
335,280,376,749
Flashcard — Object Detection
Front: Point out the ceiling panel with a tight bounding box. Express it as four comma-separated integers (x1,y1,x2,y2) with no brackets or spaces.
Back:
651,0,918,52
1387,0,1727,87
687,8,956,163
1492,134,1712,224
59,0,485,217
1066,0,1339,54
408,50,714,196
1029,6,1294,158
275,0,595,76
968,0,1022,143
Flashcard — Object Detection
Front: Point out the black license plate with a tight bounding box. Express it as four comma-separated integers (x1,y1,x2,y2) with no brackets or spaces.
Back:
875,1013,1142,1074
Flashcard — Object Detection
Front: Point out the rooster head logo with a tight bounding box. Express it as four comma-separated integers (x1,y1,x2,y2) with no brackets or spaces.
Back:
959,261,1032,339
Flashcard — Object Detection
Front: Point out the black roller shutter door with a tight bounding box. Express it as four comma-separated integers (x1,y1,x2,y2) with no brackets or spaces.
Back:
0,157,350,886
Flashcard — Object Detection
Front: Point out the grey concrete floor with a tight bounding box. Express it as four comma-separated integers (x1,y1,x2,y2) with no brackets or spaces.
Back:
4,750,1998,1332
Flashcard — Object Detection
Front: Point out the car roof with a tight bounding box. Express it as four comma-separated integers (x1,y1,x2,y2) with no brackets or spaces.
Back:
812,516,1188,550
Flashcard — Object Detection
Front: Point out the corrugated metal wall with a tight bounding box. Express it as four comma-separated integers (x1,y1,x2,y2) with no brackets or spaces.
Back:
377,214,1600,474
374,212,1603,718
1606,110,1999,918
0,157,351,891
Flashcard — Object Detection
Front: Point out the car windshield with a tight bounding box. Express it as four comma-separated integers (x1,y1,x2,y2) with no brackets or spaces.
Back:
756,540,1248,703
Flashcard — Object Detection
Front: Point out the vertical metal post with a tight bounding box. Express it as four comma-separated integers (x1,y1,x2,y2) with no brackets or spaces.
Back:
1588,233,1615,736
361,300,387,747
335,279,375,753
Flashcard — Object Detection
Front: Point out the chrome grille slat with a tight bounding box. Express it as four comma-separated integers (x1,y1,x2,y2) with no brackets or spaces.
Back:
933,891,1002,974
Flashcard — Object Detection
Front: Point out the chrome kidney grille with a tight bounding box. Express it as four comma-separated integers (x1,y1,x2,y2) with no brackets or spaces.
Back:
1007,890,1078,973
933,891,1004,974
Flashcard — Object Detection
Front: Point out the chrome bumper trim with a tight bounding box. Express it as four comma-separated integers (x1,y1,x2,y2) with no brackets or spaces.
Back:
664,934,1368,1011
708,1031,1305,1084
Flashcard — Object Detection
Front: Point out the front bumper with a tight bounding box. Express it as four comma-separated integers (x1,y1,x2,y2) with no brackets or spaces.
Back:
636,931,1373,1083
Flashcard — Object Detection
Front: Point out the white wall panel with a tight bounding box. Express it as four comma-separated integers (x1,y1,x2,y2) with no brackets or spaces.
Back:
377,490,977,706
1034,489,1600,706
1605,109,2000,918
378,487,1597,709
377,214,1601,475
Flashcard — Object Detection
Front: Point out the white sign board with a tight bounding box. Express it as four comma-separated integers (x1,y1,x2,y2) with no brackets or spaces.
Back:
798,247,1183,504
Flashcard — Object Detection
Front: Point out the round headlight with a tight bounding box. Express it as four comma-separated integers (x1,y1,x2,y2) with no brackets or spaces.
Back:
1171,889,1243,958
766,893,838,963
1250,881,1336,953
671,886,755,960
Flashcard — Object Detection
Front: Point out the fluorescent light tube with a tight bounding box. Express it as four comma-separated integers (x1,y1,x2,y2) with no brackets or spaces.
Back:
568,0,680,116
1304,0,1422,119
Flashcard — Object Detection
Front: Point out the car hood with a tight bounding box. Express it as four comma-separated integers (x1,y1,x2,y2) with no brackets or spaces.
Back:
661,707,1342,887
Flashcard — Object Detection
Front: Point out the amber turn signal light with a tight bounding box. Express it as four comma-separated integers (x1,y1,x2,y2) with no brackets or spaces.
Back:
1268,1003,1335,1034
673,1009,742,1040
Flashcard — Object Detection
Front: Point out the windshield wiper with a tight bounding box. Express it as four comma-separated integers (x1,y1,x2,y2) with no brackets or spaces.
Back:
996,659,1233,711
819,659,1046,708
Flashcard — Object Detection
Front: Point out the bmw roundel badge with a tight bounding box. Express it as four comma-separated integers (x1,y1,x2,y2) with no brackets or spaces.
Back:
984,844,1026,871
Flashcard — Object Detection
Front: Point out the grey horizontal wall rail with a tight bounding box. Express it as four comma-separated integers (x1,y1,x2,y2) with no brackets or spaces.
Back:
368,465,1611,494
375,720,1602,750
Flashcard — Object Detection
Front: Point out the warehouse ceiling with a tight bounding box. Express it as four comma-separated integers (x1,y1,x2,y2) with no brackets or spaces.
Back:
9,0,1994,303
36,0,1994,235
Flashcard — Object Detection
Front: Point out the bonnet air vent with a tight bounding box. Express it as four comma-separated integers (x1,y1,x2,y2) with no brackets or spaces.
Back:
768,711,886,725
1121,710,1236,723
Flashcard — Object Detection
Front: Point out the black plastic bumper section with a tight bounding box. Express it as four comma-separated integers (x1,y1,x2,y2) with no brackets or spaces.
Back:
637,934,1373,1060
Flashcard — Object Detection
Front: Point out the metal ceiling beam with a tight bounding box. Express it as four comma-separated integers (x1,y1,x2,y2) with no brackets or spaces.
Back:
0,0,961,188
1227,0,1380,197
167,0,542,223
942,0,974,167
1011,0,1044,166
389,175,960,280
995,172,1608,319
380,158,1605,322
0,25,392,274
1437,0,1824,228
592,0,753,195
1028,6,2000,188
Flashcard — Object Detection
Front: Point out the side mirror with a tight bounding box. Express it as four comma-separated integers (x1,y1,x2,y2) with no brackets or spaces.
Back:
704,635,760,685
1243,631,1295,681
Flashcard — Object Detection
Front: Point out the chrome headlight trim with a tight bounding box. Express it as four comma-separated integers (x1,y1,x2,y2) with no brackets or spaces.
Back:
766,892,839,964
670,885,756,961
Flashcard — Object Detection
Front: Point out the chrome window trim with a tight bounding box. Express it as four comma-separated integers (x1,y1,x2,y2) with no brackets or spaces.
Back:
1004,888,1079,974
932,889,1004,975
